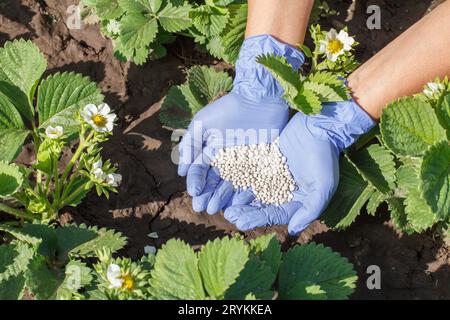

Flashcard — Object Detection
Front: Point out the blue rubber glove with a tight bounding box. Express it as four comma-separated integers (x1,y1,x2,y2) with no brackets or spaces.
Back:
224,100,376,235
178,35,305,214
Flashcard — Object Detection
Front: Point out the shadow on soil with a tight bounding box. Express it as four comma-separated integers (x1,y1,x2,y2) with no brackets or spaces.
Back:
312,212,449,299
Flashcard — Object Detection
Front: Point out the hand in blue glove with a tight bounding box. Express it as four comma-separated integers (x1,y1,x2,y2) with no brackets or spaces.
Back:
224,100,375,235
178,35,305,215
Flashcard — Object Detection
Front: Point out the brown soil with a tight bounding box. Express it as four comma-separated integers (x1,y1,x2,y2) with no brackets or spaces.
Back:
1,0,448,300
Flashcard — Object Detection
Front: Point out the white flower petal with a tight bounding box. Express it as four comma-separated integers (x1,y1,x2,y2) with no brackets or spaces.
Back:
107,264,123,288
45,126,64,139
105,122,114,133
327,28,338,40
148,232,159,239
105,113,117,122
107,173,122,187
93,160,103,170
144,246,157,255
97,103,111,115
319,41,328,53
84,104,98,115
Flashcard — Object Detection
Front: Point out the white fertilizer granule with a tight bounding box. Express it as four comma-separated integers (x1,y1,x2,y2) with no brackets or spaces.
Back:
211,139,296,205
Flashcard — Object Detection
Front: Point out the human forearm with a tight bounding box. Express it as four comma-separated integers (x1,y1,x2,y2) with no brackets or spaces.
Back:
246,0,314,46
348,0,450,120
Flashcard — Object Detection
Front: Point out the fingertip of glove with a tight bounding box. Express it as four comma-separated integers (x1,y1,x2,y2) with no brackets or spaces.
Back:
178,164,189,177
192,195,209,213
287,222,308,236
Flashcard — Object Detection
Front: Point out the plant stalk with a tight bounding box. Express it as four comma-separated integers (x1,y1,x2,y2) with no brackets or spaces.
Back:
0,203,34,221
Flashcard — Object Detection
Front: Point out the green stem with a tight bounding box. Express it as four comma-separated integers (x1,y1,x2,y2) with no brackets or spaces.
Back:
60,158,85,202
0,203,34,221
176,31,194,38
54,130,93,208
60,184,87,208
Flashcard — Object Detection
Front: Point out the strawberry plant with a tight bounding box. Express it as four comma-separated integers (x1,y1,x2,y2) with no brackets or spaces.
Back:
254,26,449,234
0,223,126,300
0,39,121,223
160,65,233,129
80,0,247,65
0,230,357,300
321,80,450,234
256,25,357,115
148,234,357,300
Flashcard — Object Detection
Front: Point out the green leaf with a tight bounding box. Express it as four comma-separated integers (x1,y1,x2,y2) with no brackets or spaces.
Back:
321,156,374,229
186,65,232,105
293,87,323,115
160,66,232,129
0,81,30,123
224,256,274,300
405,187,438,233
63,177,92,207
191,5,229,37
380,97,447,156
0,224,43,249
55,225,98,262
34,139,62,175
117,0,149,12
300,44,312,58
119,13,158,58
0,39,47,120
279,243,357,300
82,0,124,20
19,223,57,258
205,35,225,59
248,233,281,276
158,1,192,32
0,90,25,129
0,161,24,197
436,93,450,137
0,129,29,162
56,260,93,300
0,90,29,162
37,72,104,133
256,54,301,100
68,225,127,258
25,255,60,300
366,190,387,216
351,144,397,194
303,81,346,102
0,241,34,282
0,273,25,300
420,141,450,220
198,237,249,299
225,234,281,300
220,3,247,64
150,239,205,299
396,163,420,196
388,197,415,234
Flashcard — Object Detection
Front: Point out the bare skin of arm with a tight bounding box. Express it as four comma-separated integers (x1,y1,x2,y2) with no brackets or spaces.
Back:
348,0,450,120
246,0,314,46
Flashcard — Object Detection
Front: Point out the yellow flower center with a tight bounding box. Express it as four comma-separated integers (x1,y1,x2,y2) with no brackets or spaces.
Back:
327,39,344,54
91,114,107,127
121,275,134,290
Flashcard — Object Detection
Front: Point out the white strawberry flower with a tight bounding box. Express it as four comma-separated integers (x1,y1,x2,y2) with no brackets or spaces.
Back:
144,246,157,255
45,126,64,139
107,264,124,289
106,20,121,36
107,173,122,187
92,159,107,182
319,29,355,62
81,103,116,133
423,82,445,98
